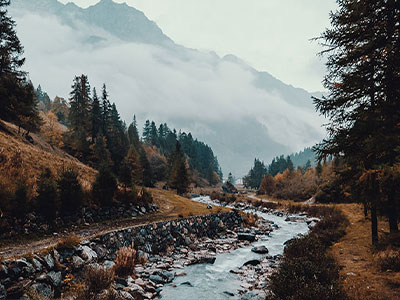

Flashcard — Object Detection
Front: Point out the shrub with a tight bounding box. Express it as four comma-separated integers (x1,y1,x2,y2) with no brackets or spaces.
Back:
58,168,83,215
56,234,81,249
92,165,117,207
240,211,259,228
73,266,115,299
114,246,137,277
36,168,58,221
12,183,29,217
376,249,400,272
139,188,152,204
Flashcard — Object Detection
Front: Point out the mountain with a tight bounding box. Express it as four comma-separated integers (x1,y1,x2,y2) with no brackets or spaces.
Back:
9,0,325,177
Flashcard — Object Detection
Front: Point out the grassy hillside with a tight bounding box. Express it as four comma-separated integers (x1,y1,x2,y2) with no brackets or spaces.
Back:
0,120,97,201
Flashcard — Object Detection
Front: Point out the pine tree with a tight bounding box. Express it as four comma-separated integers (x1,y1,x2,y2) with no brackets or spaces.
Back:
0,1,41,131
58,168,83,216
169,142,189,194
91,87,102,141
101,83,111,135
124,145,143,185
92,165,117,207
139,148,153,187
142,120,151,142
314,0,400,240
127,115,140,149
36,169,58,221
92,133,112,169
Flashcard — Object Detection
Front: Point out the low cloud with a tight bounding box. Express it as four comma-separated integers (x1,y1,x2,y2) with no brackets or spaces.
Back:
14,11,325,173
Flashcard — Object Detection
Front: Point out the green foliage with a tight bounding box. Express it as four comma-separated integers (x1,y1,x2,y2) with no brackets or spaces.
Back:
92,165,117,207
36,169,58,221
12,183,29,217
58,168,83,215
243,158,267,189
169,142,190,195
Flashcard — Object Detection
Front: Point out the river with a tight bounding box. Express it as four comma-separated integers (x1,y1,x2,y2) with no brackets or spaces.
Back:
158,196,310,300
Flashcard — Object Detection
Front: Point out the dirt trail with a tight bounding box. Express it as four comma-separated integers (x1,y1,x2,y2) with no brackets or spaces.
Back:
0,189,229,259
331,203,400,300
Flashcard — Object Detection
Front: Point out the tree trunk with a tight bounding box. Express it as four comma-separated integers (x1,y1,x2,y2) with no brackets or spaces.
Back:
388,185,398,233
371,201,378,245
364,202,368,218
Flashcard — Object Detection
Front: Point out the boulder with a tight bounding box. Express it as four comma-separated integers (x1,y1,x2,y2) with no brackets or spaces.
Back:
180,281,193,287
72,256,85,270
243,259,261,267
47,271,62,287
149,274,164,284
0,284,5,300
251,246,269,254
79,246,98,262
31,283,52,299
238,233,256,242
6,279,31,299
43,254,55,269
160,270,175,283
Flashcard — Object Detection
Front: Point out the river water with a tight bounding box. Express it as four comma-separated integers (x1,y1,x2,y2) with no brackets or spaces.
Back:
158,196,310,300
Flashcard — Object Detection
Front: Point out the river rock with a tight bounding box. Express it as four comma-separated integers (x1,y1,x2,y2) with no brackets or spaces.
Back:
79,246,98,262
238,233,256,242
149,274,164,284
43,254,54,269
251,246,269,254
240,290,266,300
243,259,261,266
180,281,193,287
47,271,62,287
0,284,5,300
72,256,85,270
31,283,52,299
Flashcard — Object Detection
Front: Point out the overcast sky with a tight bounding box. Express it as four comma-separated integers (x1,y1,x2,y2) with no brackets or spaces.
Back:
58,0,338,92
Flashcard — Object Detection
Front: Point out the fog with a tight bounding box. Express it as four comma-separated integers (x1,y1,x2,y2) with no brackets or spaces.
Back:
13,11,325,175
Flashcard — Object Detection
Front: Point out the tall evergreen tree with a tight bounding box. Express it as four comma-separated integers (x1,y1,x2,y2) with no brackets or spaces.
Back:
314,0,400,241
91,87,102,141
0,0,41,131
169,142,189,195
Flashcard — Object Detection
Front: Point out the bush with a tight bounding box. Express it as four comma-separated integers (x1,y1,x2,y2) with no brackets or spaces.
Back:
36,168,58,221
73,266,115,300
92,165,117,207
114,246,137,277
12,183,29,217
58,168,83,215
376,249,400,272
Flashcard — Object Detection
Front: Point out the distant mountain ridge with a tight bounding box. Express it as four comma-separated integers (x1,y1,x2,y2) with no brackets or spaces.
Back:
9,0,324,176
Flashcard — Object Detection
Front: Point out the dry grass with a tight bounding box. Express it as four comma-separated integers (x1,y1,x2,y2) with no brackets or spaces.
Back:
72,266,115,300
0,120,96,198
330,203,400,300
114,246,137,277
239,211,259,228
56,234,81,249
375,248,400,272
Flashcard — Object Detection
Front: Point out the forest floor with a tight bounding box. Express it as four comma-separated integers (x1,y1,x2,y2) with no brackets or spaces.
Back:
0,188,230,259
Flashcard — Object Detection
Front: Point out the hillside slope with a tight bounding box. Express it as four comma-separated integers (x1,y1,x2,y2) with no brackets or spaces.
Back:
0,120,97,196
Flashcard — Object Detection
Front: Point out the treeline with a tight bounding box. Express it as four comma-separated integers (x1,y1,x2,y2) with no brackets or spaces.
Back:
243,154,312,189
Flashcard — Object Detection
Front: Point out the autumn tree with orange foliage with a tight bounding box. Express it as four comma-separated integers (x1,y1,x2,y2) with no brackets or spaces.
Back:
40,111,64,148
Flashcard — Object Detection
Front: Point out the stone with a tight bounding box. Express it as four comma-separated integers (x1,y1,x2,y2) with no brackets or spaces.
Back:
47,271,62,287
135,278,145,286
160,270,175,283
240,290,266,300
31,283,52,299
15,259,35,276
32,258,43,272
116,277,128,287
251,246,269,254
120,291,135,299
80,246,98,262
224,291,235,297
238,233,256,242
72,256,85,269
0,284,5,300
103,260,115,269
149,274,164,284
43,254,55,269
180,281,193,287
243,259,261,266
